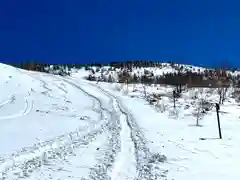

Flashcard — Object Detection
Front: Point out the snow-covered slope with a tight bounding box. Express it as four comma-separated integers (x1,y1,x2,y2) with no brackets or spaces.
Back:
1,63,240,180
0,64,106,179
90,79,240,180
0,65,97,154
0,64,168,180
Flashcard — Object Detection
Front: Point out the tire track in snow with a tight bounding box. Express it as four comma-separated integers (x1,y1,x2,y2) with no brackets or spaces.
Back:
109,100,137,180
27,73,53,92
25,73,121,180
67,79,138,179
24,133,109,180
31,73,69,95
0,74,109,179
0,116,106,178
0,122,108,180
57,77,122,180
87,82,168,180
39,74,68,94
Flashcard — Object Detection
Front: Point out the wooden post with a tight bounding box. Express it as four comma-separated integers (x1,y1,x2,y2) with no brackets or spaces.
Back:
173,90,176,108
216,103,222,139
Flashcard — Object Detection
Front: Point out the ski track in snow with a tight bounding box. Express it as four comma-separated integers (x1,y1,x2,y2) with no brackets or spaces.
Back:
0,97,33,120
0,95,15,109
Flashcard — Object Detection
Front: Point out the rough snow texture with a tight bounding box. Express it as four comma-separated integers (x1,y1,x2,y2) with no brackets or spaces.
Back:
88,78,240,180
1,63,240,180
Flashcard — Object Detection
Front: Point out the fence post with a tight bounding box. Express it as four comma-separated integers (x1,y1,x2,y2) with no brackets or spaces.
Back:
173,90,176,108
216,103,222,139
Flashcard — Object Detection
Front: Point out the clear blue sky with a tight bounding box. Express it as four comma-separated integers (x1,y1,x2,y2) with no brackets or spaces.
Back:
0,0,240,67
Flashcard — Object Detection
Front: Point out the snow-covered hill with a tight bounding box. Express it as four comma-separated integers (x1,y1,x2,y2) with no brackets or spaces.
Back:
0,64,105,179
85,62,240,85
1,63,240,180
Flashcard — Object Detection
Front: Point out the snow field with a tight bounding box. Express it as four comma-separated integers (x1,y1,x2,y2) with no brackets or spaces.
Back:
91,75,240,180
1,63,240,180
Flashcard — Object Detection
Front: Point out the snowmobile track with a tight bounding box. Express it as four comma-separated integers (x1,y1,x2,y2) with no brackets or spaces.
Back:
88,82,168,180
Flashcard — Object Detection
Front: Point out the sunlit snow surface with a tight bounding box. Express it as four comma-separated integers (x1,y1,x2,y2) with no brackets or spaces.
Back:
0,63,239,179
90,79,240,180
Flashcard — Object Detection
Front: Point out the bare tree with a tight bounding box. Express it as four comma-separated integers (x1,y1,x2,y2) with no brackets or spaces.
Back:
218,85,229,105
232,87,240,102
195,104,201,126
143,84,147,98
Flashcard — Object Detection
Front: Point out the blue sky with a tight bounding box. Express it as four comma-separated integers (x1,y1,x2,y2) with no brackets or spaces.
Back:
0,0,240,67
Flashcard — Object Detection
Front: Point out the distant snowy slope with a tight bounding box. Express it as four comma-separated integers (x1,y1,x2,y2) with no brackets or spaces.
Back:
85,62,240,85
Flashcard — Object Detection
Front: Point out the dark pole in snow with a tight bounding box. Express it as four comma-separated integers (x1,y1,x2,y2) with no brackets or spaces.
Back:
173,90,176,108
216,103,222,139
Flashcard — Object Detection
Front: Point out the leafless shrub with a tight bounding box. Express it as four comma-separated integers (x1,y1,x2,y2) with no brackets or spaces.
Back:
113,83,121,92
168,107,179,119
155,99,167,113
232,88,240,102
218,86,229,104
142,84,147,98
132,84,138,92
193,104,202,126
122,86,129,95
191,88,214,126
